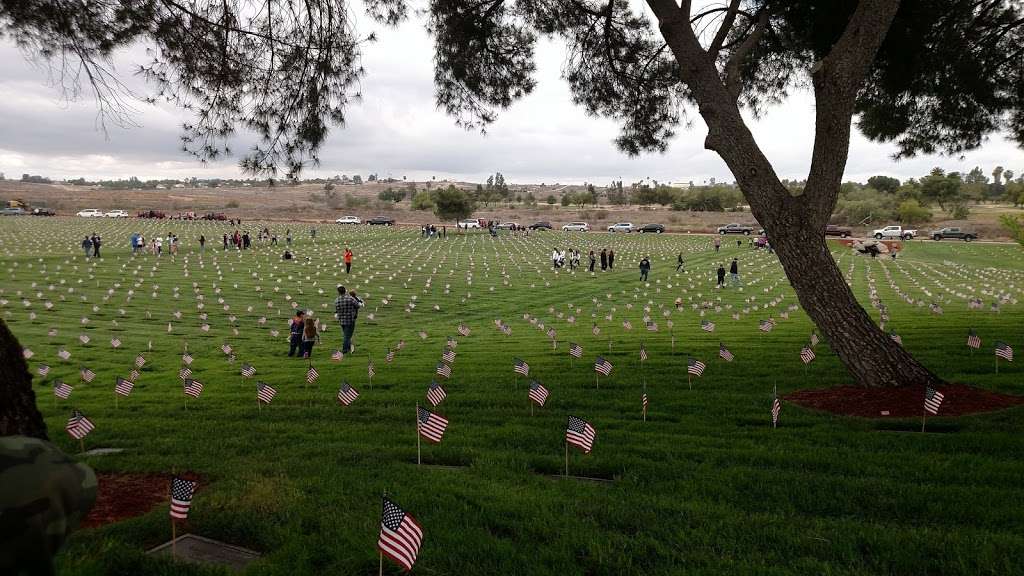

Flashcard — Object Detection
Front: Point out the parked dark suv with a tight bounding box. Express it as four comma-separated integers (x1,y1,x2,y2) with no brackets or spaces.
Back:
930,227,977,241
825,224,852,238
367,216,396,226
528,221,552,230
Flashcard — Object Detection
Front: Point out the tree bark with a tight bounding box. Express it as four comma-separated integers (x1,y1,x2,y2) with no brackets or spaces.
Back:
0,318,48,439
646,0,944,387
771,225,942,387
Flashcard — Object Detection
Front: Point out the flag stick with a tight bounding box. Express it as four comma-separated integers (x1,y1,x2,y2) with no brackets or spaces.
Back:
79,438,84,454
379,550,383,576
921,409,927,433
995,356,999,374
608,337,612,353
595,372,599,389
172,520,177,559
687,373,692,390
564,442,568,477
416,403,421,466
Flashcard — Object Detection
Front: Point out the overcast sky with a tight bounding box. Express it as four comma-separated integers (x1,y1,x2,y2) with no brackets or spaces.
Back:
0,6,1021,185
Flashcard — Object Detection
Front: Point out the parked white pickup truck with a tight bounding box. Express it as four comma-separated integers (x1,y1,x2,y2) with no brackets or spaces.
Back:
872,225,917,240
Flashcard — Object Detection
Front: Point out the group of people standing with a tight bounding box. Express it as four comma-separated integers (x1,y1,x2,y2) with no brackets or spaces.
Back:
288,285,365,358
80,234,102,258
551,248,581,269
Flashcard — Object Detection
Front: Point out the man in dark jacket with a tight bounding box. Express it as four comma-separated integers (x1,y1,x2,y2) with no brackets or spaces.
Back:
717,264,726,288
608,249,615,269
729,258,740,286
334,285,364,354
600,249,608,271
639,257,651,281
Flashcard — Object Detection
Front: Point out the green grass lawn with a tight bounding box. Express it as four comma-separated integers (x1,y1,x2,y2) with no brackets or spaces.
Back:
3,217,1023,575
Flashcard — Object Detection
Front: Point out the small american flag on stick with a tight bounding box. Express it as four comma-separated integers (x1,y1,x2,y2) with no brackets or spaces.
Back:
800,346,816,364
426,381,447,406
241,364,256,378
924,387,945,415
65,410,95,439
687,358,706,377
54,381,73,399
417,406,449,443
701,320,715,332
184,379,203,398
528,381,549,406
967,329,981,349
435,362,452,379
306,366,319,383
566,416,596,454
115,377,134,396
458,323,470,337
134,354,146,368
257,382,277,404
594,356,613,376
441,348,456,364
169,477,197,520
719,344,734,362
569,343,583,358
337,382,359,406
513,358,530,376
80,367,96,382
378,498,424,572
995,341,1014,361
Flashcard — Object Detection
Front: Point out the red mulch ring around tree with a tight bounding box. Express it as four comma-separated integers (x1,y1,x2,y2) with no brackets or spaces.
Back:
82,472,202,528
784,384,1024,418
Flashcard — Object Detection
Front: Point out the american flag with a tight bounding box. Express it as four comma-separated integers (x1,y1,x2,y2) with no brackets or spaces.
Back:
79,334,90,344
622,320,632,330
115,377,134,396
58,348,71,360
687,358,706,377
241,363,256,378
184,379,203,398
594,356,613,376
546,327,557,340
565,416,596,454
221,343,233,355
441,348,456,364
23,348,34,359
995,341,1014,361
65,409,94,439
368,360,376,378
639,345,648,362
182,353,194,365
80,367,96,382
513,358,530,376
528,380,549,406
331,349,344,362
257,382,277,404
800,346,816,364
435,362,452,379
306,366,320,383
924,387,945,415
967,329,981,349
592,324,600,336
128,369,140,382
701,320,715,332
569,343,583,358
337,382,360,406
378,498,424,573
386,349,396,363
719,343,734,362
110,338,121,348
458,323,471,337
417,406,449,443
134,354,146,368
759,319,774,332
771,396,782,425
642,392,649,413
169,477,197,520
426,381,447,406
646,321,658,332
37,364,50,377
179,367,193,380
54,381,73,399
810,332,820,347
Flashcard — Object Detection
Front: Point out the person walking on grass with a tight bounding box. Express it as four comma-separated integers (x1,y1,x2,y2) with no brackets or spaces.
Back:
588,250,596,272
91,234,101,258
600,248,608,271
199,234,206,254
344,248,353,274
288,310,305,357
714,237,721,252
334,285,364,354
676,252,684,272
717,264,726,288
639,256,651,282
608,249,615,269
223,233,228,250
729,258,741,286
81,236,92,258
301,317,319,358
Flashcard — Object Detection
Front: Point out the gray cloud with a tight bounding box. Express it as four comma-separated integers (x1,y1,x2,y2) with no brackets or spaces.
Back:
0,15,1021,184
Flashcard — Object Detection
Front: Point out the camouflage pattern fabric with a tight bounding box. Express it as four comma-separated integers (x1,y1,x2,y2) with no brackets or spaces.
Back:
0,436,96,576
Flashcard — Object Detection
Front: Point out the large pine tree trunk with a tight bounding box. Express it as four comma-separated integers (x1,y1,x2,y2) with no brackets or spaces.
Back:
0,318,47,439
771,226,941,387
